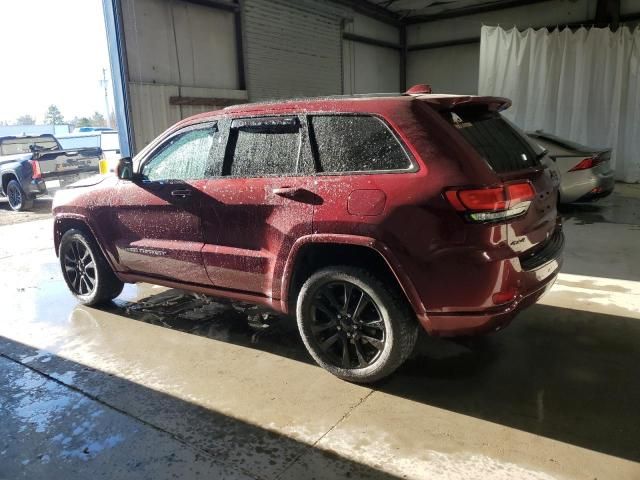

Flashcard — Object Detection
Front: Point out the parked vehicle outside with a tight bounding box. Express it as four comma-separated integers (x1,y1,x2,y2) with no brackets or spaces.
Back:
58,131,122,173
73,126,115,133
52,88,564,382
0,134,102,211
527,130,615,203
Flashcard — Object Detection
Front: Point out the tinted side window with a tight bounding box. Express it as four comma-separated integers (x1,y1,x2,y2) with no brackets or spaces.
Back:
226,117,301,177
141,126,215,181
310,115,411,173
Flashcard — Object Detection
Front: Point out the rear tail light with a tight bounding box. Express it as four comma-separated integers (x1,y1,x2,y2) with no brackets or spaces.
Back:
29,160,42,179
568,156,602,172
445,182,535,222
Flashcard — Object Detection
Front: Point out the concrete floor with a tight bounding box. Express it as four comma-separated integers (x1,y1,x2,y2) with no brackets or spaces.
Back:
1,185,639,479
0,197,53,226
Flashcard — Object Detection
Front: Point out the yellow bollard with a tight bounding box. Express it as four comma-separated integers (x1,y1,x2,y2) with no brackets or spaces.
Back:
99,158,109,175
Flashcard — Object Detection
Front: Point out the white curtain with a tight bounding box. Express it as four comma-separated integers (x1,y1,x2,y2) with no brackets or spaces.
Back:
479,25,640,183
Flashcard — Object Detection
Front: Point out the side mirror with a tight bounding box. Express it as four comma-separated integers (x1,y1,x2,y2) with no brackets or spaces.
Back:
116,157,134,180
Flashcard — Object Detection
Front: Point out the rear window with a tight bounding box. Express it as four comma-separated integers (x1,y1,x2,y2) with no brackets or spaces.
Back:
310,115,411,173
0,136,59,155
441,108,539,173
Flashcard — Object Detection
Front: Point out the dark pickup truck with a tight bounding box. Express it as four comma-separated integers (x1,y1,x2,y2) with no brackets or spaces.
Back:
0,134,102,211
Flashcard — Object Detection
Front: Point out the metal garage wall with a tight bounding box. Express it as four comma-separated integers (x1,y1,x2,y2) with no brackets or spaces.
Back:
343,13,401,94
120,0,247,152
109,0,403,152
243,0,347,100
408,43,479,95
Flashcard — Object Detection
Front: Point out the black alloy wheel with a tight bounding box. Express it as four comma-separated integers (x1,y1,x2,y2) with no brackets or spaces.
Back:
7,181,22,209
297,266,418,383
310,281,386,369
62,238,97,296
59,229,124,306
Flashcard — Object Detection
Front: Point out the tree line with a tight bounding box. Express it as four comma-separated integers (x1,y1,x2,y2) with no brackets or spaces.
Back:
6,105,112,129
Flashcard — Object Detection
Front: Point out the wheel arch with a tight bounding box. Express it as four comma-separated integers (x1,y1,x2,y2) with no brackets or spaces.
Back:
279,235,425,317
54,215,118,273
1,171,18,195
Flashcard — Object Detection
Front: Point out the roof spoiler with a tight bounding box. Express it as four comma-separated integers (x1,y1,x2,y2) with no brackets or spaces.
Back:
418,95,512,112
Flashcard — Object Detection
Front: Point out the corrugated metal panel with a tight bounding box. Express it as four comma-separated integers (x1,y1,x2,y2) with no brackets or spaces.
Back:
121,0,245,153
243,0,348,100
128,83,182,151
343,40,400,94
177,86,249,119
128,83,249,151
122,0,239,89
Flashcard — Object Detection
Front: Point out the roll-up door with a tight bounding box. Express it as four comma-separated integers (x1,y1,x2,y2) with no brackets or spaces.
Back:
243,0,347,100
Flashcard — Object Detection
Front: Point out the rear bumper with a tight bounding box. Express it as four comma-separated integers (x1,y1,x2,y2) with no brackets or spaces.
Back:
560,169,615,203
575,174,615,202
418,231,564,337
43,169,100,191
26,178,47,197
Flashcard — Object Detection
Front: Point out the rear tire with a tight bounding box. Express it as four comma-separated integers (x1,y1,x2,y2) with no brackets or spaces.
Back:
6,179,33,211
296,266,418,383
59,229,124,306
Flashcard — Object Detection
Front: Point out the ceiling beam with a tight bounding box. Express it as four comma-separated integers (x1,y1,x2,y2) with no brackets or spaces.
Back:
343,32,402,49
330,0,403,26
404,0,554,24
181,0,239,12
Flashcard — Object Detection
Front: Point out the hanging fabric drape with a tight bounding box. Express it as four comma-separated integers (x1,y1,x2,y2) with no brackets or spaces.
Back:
479,25,640,183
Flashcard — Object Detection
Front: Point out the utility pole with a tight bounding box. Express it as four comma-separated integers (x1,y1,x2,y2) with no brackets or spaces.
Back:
99,68,111,128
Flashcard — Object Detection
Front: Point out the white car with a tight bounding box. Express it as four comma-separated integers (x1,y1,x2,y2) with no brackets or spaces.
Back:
527,130,614,204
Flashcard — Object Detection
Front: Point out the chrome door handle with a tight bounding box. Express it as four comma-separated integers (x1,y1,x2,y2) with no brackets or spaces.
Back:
272,186,302,198
170,189,192,198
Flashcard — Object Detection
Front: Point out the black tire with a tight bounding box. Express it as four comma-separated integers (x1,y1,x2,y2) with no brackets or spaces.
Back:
6,179,33,211
296,266,418,383
59,228,124,306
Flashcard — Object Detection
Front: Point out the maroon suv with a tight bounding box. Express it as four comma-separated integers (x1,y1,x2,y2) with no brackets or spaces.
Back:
53,86,563,382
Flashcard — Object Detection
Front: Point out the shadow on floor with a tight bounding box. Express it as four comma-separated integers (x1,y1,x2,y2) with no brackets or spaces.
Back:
385,303,640,462
100,289,640,463
0,335,399,480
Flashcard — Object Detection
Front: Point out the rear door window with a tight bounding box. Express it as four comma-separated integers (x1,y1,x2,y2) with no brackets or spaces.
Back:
441,108,539,173
224,117,301,177
309,115,411,173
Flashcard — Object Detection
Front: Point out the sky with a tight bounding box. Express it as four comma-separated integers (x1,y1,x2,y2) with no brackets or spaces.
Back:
0,0,115,124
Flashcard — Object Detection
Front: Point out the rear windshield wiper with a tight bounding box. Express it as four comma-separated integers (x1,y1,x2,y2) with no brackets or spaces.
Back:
535,149,548,161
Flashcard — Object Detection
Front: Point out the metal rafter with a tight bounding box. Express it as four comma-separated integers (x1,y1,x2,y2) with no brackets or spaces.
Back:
403,0,554,24
330,0,403,25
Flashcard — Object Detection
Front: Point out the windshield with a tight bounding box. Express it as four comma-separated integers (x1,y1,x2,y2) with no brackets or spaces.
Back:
0,136,59,155
441,107,539,173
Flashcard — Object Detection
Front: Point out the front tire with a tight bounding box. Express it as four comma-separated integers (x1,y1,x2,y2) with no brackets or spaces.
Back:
6,179,33,211
59,229,124,305
296,266,418,383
